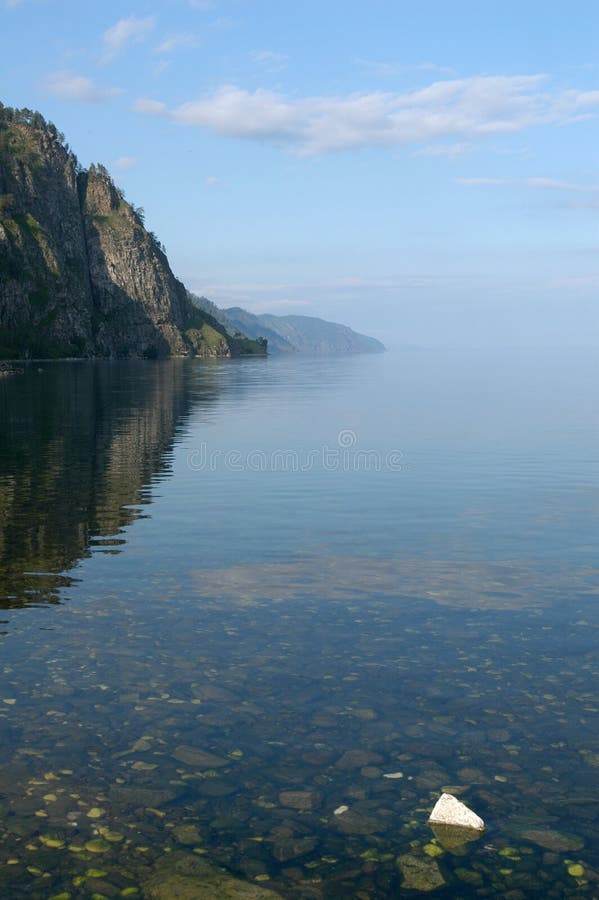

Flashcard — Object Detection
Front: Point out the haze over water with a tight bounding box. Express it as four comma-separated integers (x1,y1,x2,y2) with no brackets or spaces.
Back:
0,349,597,897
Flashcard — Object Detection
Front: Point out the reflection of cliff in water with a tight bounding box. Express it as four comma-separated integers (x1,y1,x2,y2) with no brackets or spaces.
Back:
0,360,210,609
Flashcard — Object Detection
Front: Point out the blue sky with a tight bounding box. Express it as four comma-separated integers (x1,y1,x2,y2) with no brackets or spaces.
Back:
2,0,599,346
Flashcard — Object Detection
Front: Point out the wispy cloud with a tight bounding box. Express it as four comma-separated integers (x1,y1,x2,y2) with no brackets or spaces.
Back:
5,0,28,8
415,142,473,158
42,70,123,103
457,176,599,192
102,15,155,61
354,58,457,78
133,98,167,115
251,50,288,71
208,16,240,30
205,175,220,186
548,275,599,288
112,156,138,171
566,200,599,209
191,275,435,307
155,33,199,54
133,74,599,156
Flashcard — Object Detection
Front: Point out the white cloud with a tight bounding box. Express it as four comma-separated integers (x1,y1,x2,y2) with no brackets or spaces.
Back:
573,90,599,107
457,177,515,186
113,156,139,171
206,176,220,186
133,98,167,115
42,70,122,103
526,177,599,192
415,142,473,158
5,0,27,8
133,74,599,156
458,176,599,192
102,15,155,61
155,33,199,54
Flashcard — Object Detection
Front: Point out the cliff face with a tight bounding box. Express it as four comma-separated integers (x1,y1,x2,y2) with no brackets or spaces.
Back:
0,106,264,359
0,115,95,358
80,167,192,359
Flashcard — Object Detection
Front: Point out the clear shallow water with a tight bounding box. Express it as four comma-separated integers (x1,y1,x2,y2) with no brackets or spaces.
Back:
0,350,597,898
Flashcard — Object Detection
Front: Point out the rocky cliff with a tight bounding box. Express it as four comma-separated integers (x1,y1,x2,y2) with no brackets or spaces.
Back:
0,105,265,359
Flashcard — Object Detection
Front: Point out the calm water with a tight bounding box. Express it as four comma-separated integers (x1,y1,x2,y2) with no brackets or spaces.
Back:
0,350,597,898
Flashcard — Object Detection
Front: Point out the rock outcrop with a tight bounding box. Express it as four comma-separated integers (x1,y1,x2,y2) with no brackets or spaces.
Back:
0,105,265,359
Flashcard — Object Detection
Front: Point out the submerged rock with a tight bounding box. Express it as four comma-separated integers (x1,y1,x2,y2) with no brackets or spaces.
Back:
144,852,282,899
173,823,203,846
335,750,383,770
172,745,228,768
331,808,382,835
278,790,322,811
519,829,584,852
430,823,485,854
396,853,446,892
271,836,317,862
428,793,485,830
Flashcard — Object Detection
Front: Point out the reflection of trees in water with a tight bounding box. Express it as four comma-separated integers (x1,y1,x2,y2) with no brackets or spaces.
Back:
0,360,213,608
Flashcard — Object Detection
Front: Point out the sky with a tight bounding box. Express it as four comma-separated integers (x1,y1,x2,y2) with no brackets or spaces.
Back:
2,0,599,346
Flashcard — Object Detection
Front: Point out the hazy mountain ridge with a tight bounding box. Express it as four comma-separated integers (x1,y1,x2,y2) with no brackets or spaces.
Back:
191,296,385,354
0,104,265,359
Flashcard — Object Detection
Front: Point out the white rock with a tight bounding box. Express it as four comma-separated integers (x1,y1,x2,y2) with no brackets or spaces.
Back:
333,805,349,816
428,793,485,830
383,771,403,779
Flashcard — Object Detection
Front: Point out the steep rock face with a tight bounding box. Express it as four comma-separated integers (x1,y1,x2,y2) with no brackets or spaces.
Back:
0,116,95,358
0,106,265,359
81,168,191,358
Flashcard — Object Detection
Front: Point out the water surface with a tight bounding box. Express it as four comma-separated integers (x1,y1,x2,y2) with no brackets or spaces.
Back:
0,350,597,897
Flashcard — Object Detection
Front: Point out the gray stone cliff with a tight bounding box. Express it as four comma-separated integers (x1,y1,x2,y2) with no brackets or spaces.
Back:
0,106,264,359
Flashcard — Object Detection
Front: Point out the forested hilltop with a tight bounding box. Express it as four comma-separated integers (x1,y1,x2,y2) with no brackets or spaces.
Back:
0,104,265,359
191,296,386,354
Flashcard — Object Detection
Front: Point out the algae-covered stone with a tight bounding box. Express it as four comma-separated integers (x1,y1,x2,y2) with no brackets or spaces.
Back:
143,852,282,898
454,867,483,886
271,836,317,862
85,839,110,854
331,808,382,835
278,790,322,811
173,824,203,847
335,750,383,770
396,853,445,892
519,829,584,853
172,746,228,769
109,786,179,809
430,823,484,854
428,793,485,830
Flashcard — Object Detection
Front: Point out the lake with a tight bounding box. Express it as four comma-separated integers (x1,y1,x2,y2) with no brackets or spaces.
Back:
0,349,597,898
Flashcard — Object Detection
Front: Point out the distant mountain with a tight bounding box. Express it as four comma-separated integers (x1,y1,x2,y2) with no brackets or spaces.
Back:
0,104,265,359
191,296,385,355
